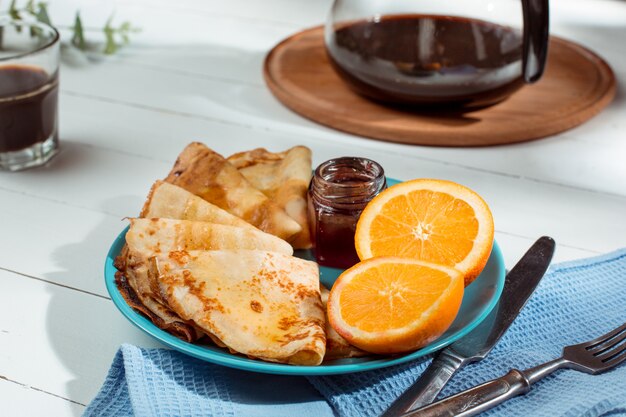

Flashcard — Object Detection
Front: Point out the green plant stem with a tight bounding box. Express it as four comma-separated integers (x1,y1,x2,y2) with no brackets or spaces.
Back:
55,24,101,31
4,1,139,55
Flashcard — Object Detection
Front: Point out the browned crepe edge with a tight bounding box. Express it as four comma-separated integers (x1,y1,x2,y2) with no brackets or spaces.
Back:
227,147,285,169
114,270,199,343
164,142,301,241
138,180,160,218
227,146,312,249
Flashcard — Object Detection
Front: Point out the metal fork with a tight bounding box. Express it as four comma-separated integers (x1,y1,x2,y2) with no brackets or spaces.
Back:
402,321,626,417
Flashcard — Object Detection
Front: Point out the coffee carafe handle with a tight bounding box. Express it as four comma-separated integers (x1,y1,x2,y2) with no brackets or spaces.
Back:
521,0,550,82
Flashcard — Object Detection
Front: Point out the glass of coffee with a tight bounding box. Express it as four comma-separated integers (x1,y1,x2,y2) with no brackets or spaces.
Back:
0,18,59,171
325,0,549,109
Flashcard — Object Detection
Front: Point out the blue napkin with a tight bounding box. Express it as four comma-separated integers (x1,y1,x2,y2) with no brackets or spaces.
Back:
85,249,626,417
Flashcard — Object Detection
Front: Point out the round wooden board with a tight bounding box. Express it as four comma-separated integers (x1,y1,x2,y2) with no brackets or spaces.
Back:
264,26,616,147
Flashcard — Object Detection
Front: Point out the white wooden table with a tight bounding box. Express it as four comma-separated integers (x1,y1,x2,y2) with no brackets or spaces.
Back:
1,0,625,415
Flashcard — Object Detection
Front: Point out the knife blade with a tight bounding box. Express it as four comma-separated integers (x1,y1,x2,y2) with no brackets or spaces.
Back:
381,236,555,417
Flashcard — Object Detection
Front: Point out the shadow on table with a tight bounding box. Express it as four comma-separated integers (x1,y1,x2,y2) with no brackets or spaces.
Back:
81,25,623,152
75,41,484,139
36,148,159,415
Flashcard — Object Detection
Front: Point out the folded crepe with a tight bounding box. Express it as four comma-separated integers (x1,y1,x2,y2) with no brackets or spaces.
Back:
164,143,301,242
320,285,368,361
115,247,201,342
227,146,312,249
116,218,293,343
116,181,262,342
141,181,254,230
151,250,326,365
127,218,292,257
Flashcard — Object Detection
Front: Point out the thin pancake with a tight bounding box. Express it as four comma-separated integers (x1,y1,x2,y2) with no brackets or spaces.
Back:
117,218,292,342
152,250,326,365
127,218,292,257
124,218,292,306
114,270,200,342
140,181,254,229
164,143,301,241
228,146,312,249
116,245,204,342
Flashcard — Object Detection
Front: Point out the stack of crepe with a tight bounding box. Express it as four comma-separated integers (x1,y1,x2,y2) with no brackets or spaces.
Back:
165,142,312,249
115,143,365,366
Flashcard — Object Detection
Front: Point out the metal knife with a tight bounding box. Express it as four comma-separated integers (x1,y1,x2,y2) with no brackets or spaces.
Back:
381,236,556,417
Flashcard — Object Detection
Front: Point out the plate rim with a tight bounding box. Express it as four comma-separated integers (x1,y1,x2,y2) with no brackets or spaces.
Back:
104,181,506,375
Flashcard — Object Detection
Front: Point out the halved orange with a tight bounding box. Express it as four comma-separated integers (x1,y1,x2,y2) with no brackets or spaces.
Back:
327,257,464,354
355,179,494,286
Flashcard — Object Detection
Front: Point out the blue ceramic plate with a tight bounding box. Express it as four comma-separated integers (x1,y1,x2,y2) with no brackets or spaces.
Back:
105,178,505,375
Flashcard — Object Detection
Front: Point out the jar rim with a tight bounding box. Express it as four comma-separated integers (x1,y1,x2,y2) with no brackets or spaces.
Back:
314,156,385,190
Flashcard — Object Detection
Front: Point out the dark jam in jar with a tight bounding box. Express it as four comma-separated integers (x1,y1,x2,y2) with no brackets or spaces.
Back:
308,157,386,269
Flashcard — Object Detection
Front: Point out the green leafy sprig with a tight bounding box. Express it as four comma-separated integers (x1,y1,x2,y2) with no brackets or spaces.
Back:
5,0,140,55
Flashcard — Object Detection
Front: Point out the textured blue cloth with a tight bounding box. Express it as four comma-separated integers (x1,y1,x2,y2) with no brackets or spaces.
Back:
85,249,626,417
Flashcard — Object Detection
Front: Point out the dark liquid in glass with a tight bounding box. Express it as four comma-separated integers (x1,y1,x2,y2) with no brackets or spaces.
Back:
0,65,58,152
326,14,524,108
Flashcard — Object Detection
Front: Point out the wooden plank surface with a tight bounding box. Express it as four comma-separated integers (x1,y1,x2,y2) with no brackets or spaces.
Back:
0,379,85,417
0,0,624,413
0,269,162,408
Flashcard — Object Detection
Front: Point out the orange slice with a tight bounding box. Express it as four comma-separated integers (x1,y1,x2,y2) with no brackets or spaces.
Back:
327,257,464,354
355,179,494,286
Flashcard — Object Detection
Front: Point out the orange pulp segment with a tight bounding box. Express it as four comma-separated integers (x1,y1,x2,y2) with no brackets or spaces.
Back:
355,179,494,286
327,257,464,354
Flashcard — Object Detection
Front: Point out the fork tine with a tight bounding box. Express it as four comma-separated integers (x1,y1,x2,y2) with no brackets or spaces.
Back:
601,345,626,366
584,322,626,350
592,328,626,356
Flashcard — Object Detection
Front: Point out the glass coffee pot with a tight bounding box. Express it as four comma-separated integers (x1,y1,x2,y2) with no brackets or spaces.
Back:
325,0,549,109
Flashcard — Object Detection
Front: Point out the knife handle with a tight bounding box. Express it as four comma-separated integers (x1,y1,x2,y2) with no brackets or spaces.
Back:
402,369,531,417
381,350,468,417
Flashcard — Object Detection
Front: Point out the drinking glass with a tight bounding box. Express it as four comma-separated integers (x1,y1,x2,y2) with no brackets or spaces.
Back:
0,18,60,171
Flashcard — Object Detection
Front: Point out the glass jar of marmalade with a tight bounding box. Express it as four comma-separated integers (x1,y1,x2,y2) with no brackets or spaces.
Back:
308,157,386,269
